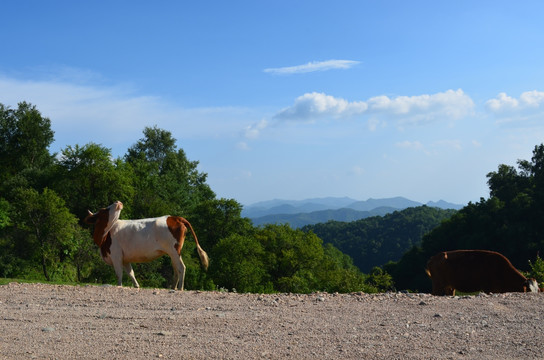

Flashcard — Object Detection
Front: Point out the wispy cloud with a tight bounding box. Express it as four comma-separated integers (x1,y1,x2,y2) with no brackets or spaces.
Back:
396,140,424,150
0,71,256,155
264,60,360,75
236,141,250,151
243,119,269,139
350,165,365,176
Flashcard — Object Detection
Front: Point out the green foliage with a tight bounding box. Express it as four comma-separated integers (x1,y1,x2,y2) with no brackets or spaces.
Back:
125,126,214,218
209,225,380,293
0,102,55,199
190,198,253,249
53,143,135,219
0,102,54,182
8,187,80,282
303,206,456,273
211,234,269,293
527,255,544,287
0,198,11,229
367,266,394,291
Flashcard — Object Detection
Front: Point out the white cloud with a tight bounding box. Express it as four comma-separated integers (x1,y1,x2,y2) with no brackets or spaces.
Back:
485,92,519,112
273,89,474,125
367,89,475,125
367,118,384,131
486,90,544,113
274,92,367,121
243,119,269,139
240,89,476,146
264,60,360,75
519,90,544,107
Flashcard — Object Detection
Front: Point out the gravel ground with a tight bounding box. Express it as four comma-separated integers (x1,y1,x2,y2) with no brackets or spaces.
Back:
1,282,544,359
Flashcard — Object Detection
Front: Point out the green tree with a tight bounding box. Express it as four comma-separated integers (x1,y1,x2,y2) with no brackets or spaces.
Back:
53,143,134,219
70,226,99,283
316,244,373,293
125,126,215,218
211,234,269,293
10,188,80,281
190,198,253,249
0,102,55,196
257,225,324,291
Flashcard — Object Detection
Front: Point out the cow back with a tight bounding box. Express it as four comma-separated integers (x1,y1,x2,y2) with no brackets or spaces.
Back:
427,250,529,294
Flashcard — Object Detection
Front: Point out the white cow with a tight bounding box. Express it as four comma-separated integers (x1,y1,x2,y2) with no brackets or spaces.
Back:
84,201,209,290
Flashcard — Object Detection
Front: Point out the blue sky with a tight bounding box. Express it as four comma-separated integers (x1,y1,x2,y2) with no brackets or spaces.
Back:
2,1,544,206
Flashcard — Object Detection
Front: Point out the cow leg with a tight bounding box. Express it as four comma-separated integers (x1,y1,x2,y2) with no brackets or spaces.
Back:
432,282,448,296
171,255,186,291
123,263,140,288
112,260,124,287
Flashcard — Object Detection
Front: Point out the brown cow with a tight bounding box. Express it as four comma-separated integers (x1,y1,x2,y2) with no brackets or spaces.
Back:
426,250,539,296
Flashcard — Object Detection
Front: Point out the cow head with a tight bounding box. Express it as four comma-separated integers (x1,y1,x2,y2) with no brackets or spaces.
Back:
84,201,123,247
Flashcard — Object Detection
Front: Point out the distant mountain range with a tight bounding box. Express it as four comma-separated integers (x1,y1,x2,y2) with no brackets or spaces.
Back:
242,196,464,228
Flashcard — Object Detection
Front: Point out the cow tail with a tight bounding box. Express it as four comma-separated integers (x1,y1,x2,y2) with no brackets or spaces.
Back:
425,258,435,278
182,218,209,270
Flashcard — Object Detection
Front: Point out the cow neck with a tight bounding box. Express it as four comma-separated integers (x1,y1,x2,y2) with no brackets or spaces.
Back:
101,211,120,242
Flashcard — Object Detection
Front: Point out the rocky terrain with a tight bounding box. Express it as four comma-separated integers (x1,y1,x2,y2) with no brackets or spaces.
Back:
1,282,544,359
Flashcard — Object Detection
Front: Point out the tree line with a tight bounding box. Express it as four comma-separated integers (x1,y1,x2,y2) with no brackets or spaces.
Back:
0,102,391,293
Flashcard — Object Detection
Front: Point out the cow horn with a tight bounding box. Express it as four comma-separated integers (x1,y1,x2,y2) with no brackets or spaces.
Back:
87,210,93,216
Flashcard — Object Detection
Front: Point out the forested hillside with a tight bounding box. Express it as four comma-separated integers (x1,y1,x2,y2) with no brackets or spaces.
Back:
250,206,396,228
385,145,544,292
303,206,456,273
0,102,392,294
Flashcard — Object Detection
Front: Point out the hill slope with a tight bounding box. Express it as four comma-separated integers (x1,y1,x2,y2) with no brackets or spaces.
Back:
303,206,456,273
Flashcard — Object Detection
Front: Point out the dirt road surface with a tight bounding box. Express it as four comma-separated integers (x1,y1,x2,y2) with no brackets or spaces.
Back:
1,282,544,359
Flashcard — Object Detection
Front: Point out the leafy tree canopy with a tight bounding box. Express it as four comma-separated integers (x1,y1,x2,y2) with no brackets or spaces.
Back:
0,102,55,196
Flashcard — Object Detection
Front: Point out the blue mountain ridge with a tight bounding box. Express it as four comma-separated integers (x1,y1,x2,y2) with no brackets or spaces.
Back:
242,196,464,228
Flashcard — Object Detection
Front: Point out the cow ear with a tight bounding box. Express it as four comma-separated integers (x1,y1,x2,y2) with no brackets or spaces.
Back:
84,211,97,224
